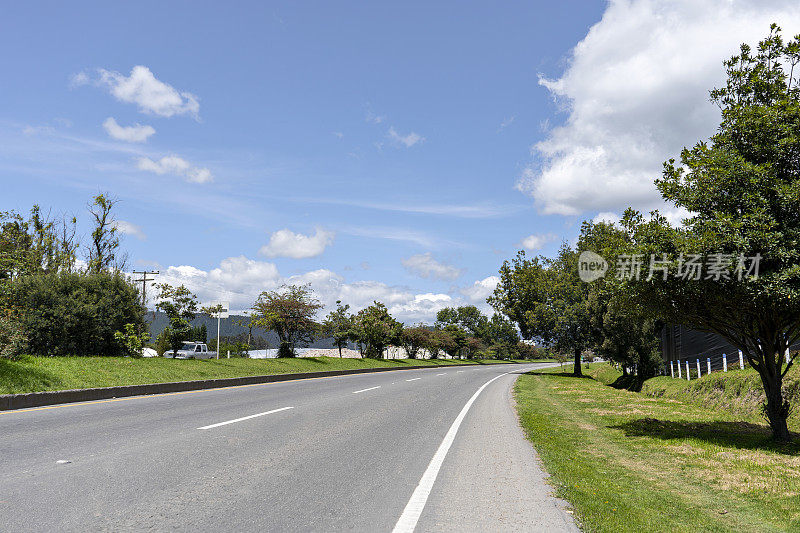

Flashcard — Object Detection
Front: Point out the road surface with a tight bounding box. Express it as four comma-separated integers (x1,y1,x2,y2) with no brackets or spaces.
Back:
0,362,578,532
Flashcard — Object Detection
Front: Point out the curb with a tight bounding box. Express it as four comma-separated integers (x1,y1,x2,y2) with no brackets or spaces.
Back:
0,362,511,412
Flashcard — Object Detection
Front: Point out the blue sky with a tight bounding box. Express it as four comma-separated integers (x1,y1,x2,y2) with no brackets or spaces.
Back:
3,1,799,321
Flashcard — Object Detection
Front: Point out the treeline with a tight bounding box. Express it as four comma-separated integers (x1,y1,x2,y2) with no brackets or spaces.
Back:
0,195,144,358
153,282,546,360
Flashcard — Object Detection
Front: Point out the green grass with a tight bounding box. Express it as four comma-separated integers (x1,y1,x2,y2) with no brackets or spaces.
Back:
514,363,800,532
0,355,519,395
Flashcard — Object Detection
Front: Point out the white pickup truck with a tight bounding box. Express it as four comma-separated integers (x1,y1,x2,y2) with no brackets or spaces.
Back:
163,342,217,359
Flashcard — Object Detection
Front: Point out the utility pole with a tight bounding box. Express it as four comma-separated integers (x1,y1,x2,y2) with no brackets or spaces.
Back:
132,270,159,308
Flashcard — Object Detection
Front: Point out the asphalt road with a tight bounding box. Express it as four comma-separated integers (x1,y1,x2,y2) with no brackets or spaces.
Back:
0,362,578,532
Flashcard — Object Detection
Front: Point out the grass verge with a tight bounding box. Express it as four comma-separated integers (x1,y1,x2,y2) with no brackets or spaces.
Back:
0,356,523,395
514,363,800,532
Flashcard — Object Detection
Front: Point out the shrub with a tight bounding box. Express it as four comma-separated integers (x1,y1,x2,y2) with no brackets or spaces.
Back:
10,271,144,356
114,323,150,357
0,309,26,360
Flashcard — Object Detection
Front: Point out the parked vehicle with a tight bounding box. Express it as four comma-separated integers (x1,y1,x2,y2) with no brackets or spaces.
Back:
162,342,217,359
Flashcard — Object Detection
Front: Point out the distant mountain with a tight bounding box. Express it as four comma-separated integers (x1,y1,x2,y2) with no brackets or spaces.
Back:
145,311,347,349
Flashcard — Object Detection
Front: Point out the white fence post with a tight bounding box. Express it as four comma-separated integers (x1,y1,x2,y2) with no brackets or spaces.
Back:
686,360,691,381
786,348,791,364
707,357,711,375
739,350,744,369
697,359,701,378
723,353,728,372
670,361,674,378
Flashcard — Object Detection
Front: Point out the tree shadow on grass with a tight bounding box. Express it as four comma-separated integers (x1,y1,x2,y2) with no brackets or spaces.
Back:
524,370,594,380
611,417,800,455
0,358,65,394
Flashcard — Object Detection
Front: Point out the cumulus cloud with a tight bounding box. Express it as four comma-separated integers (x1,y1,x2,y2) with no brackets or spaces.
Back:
151,255,454,322
137,155,213,184
76,65,200,118
519,0,800,216
593,212,621,225
113,220,146,240
103,117,155,143
520,233,557,251
259,228,335,259
460,276,499,303
401,253,463,281
388,127,424,147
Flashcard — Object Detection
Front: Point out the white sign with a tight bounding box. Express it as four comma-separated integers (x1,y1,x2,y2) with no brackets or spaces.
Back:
210,301,230,319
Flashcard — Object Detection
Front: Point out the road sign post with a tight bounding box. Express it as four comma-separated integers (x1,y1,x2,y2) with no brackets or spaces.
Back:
210,301,230,359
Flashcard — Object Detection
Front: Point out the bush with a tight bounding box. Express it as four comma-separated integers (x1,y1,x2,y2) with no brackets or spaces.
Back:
10,271,144,356
114,323,150,358
0,309,26,360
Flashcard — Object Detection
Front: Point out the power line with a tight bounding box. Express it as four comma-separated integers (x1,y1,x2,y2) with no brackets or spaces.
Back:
132,270,159,308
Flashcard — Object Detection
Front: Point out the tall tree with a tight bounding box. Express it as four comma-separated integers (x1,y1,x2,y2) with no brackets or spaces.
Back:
490,245,592,375
623,26,800,440
87,194,124,273
154,283,198,356
252,284,322,357
322,300,354,357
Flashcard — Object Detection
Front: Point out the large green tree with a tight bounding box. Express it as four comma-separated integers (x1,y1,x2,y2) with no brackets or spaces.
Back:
353,302,402,358
252,284,322,357
491,244,592,375
624,26,800,440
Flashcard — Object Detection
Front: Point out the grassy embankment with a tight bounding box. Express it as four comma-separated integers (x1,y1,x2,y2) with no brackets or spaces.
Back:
515,363,800,532
0,356,533,395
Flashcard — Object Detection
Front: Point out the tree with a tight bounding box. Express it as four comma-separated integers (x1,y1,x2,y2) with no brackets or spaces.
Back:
401,325,431,359
578,219,663,387
154,283,198,357
485,313,520,359
436,306,490,339
322,300,354,357
87,194,124,274
353,302,402,358
251,284,322,357
439,323,467,358
490,245,592,375
621,26,800,440
0,206,78,283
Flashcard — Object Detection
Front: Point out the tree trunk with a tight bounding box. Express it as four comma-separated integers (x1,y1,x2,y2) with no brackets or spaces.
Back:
338,343,342,358
573,348,582,377
760,371,791,441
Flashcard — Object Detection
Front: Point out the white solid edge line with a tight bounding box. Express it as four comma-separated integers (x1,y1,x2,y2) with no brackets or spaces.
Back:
353,386,381,394
392,372,510,533
197,406,294,430
405,378,421,382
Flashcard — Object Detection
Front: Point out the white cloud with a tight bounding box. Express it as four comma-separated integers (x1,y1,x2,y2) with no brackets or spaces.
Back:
151,255,455,322
402,253,463,281
87,65,200,118
460,276,500,303
137,155,213,183
366,111,385,124
259,228,335,259
113,220,146,240
519,0,800,216
333,131,344,139
103,117,155,143
520,233,557,251
593,212,621,225
498,115,515,131
388,127,424,147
